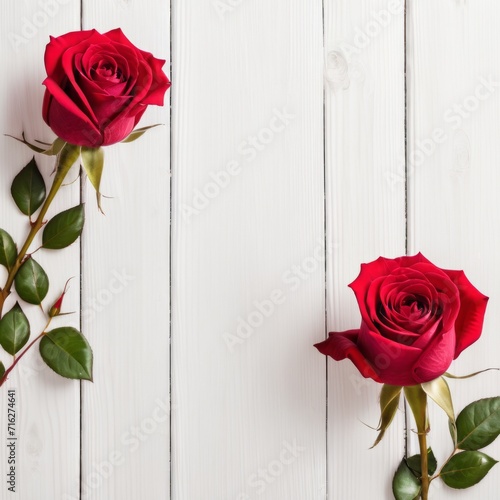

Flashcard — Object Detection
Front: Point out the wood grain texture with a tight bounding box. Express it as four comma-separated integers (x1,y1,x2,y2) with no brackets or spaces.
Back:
80,1,171,499
324,1,406,498
2,1,500,499
171,0,325,498
407,1,500,497
0,2,81,499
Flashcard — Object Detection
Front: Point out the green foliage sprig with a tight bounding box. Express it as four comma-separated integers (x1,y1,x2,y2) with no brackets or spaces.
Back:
383,376,500,499
0,128,153,386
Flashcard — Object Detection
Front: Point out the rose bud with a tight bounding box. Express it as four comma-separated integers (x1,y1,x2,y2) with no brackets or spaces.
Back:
48,278,73,318
315,253,489,386
42,28,171,147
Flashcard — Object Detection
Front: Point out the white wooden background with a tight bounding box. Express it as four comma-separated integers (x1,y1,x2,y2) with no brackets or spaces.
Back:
0,1,499,499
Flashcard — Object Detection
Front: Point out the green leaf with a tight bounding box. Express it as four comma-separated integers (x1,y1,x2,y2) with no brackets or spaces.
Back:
0,229,17,270
407,448,438,476
10,157,46,216
0,361,5,379
0,302,30,355
81,146,104,212
392,459,421,500
39,327,93,380
121,124,162,143
14,257,49,305
372,384,402,448
456,397,500,451
42,204,85,249
440,451,497,489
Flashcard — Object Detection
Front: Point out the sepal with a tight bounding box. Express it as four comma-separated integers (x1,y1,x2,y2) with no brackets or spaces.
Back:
6,133,65,156
404,385,429,434
422,377,456,445
121,124,162,143
444,368,499,380
371,384,402,448
81,146,105,212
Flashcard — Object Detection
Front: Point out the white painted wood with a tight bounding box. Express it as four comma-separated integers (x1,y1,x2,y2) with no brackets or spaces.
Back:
171,0,326,498
80,2,171,499
0,3,82,499
2,2,500,499
407,1,500,497
324,1,406,498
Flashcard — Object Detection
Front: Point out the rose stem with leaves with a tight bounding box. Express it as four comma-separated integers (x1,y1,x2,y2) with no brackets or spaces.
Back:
0,319,52,386
0,143,78,312
0,143,79,383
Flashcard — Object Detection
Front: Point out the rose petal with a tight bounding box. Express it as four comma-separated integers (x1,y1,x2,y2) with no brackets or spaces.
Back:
316,253,488,387
44,30,96,78
103,28,170,104
357,321,423,385
139,55,171,105
102,112,139,146
411,328,455,383
314,329,382,382
43,78,102,146
443,269,489,357
393,252,432,267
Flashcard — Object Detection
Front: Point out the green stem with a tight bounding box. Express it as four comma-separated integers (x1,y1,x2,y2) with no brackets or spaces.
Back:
432,447,458,482
404,385,430,500
418,430,430,500
0,143,80,316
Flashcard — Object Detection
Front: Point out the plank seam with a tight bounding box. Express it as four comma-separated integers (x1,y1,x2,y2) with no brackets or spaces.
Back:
404,0,409,462
169,0,174,498
79,5,84,500
321,1,328,498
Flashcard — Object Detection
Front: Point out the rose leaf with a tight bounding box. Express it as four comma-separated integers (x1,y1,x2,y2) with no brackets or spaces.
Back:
392,458,421,500
406,448,438,476
456,397,500,451
14,257,49,305
0,302,30,355
42,204,85,250
39,327,93,380
11,157,46,216
440,451,497,489
0,229,17,271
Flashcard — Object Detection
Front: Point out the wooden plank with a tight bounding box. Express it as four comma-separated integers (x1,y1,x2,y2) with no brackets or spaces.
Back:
324,1,406,498
407,1,500,497
0,3,81,499
171,0,325,498
80,2,171,498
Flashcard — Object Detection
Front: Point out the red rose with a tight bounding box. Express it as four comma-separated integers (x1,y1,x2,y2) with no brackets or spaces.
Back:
315,253,488,386
42,28,170,147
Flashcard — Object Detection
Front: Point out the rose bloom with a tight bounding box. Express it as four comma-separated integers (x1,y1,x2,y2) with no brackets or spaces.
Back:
42,28,170,147
315,253,488,386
